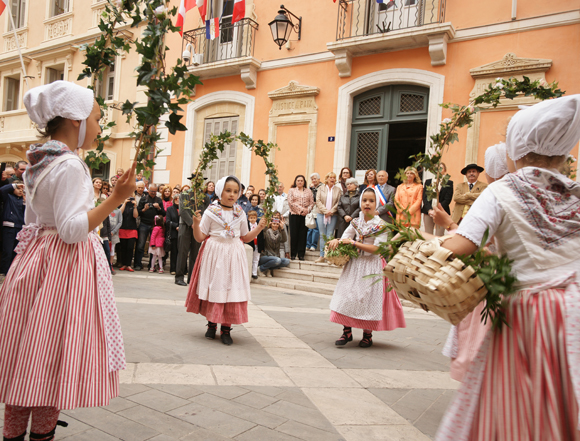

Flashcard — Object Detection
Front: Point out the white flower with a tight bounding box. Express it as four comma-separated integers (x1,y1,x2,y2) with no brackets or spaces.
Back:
442,118,451,124
115,0,123,9
495,77,503,82
494,83,504,89
468,105,474,112
539,79,547,87
154,5,167,16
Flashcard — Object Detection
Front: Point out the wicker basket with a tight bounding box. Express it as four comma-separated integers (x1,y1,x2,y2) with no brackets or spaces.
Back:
324,252,351,267
383,236,487,325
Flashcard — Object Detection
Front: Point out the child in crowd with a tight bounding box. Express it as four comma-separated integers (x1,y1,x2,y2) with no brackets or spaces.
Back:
185,176,265,345
327,187,406,348
247,210,263,279
148,215,166,274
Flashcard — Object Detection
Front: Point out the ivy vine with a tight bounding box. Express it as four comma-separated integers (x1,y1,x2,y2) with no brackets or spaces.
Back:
415,76,564,202
187,131,281,221
79,0,201,176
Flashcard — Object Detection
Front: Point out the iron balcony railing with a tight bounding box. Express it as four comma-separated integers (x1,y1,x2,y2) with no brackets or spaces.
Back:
182,18,258,65
336,0,446,40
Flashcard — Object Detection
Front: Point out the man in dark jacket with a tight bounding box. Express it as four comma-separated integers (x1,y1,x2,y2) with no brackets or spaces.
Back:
8,161,27,184
175,177,210,286
0,181,25,275
134,183,165,270
375,170,396,223
165,194,180,275
421,164,454,236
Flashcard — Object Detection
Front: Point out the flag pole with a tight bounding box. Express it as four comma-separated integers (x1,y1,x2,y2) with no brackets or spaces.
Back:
7,11,30,90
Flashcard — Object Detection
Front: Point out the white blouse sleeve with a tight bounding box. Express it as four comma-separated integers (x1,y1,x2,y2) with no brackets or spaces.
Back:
456,187,504,247
341,224,356,240
239,211,249,236
199,211,212,236
51,160,90,244
374,229,390,246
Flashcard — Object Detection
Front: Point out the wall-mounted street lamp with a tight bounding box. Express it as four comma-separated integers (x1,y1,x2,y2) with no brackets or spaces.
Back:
268,5,302,50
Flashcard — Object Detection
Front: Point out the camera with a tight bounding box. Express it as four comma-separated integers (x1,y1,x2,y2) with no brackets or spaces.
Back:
273,219,280,223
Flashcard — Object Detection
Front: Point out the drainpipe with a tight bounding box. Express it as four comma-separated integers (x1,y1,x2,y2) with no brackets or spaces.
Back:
511,0,517,20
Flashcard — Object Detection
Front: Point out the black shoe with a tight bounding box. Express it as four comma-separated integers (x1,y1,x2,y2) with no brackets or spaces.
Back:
298,257,305,261
359,332,373,348
29,420,68,441
221,326,233,345
135,266,142,271
175,279,187,286
335,327,353,346
290,256,296,260
205,322,217,339
252,275,258,279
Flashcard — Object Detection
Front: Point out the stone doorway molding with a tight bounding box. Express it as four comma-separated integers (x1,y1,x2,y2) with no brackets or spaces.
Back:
464,53,552,165
333,69,445,175
184,91,255,185
268,81,320,186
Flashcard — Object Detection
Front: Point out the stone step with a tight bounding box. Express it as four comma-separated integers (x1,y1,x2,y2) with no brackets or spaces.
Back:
272,267,340,285
253,275,335,296
303,250,322,262
287,259,343,274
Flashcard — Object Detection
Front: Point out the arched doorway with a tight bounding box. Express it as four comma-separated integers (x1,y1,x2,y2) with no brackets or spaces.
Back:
349,84,429,187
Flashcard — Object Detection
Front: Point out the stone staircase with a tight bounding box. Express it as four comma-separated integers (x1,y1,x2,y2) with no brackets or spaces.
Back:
253,250,341,295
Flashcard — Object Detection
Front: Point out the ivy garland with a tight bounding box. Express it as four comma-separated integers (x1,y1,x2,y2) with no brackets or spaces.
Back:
415,76,564,202
188,131,281,221
79,0,201,175
383,77,565,329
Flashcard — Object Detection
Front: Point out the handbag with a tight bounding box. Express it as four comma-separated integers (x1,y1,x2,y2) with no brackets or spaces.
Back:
305,211,317,229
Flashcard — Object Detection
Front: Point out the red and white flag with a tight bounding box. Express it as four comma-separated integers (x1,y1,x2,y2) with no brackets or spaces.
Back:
0,0,7,15
197,0,207,22
232,0,245,24
176,0,196,36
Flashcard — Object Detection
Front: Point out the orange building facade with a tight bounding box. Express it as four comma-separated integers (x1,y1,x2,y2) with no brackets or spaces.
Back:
166,0,580,192
0,0,577,192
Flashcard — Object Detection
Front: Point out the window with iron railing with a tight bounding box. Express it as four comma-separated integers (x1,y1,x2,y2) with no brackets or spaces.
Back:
336,0,445,40
182,18,258,66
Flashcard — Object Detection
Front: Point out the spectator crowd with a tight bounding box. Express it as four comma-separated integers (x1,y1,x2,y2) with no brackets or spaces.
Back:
0,159,496,285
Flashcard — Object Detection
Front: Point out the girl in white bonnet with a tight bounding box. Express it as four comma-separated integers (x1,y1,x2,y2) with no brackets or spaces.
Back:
0,81,135,441
434,95,580,440
185,176,266,345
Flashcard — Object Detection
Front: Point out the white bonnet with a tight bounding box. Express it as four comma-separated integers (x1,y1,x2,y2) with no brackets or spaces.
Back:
215,175,242,200
484,142,509,179
506,94,580,161
360,186,380,209
24,81,95,129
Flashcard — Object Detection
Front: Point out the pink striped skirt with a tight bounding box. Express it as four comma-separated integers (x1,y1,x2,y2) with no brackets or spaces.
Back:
436,287,580,441
0,233,118,410
330,288,406,331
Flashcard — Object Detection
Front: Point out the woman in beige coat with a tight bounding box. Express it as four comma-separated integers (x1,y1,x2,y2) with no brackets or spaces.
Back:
315,172,342,263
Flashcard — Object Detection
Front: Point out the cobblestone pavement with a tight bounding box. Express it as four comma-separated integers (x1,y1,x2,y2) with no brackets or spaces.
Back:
0,272,459,440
